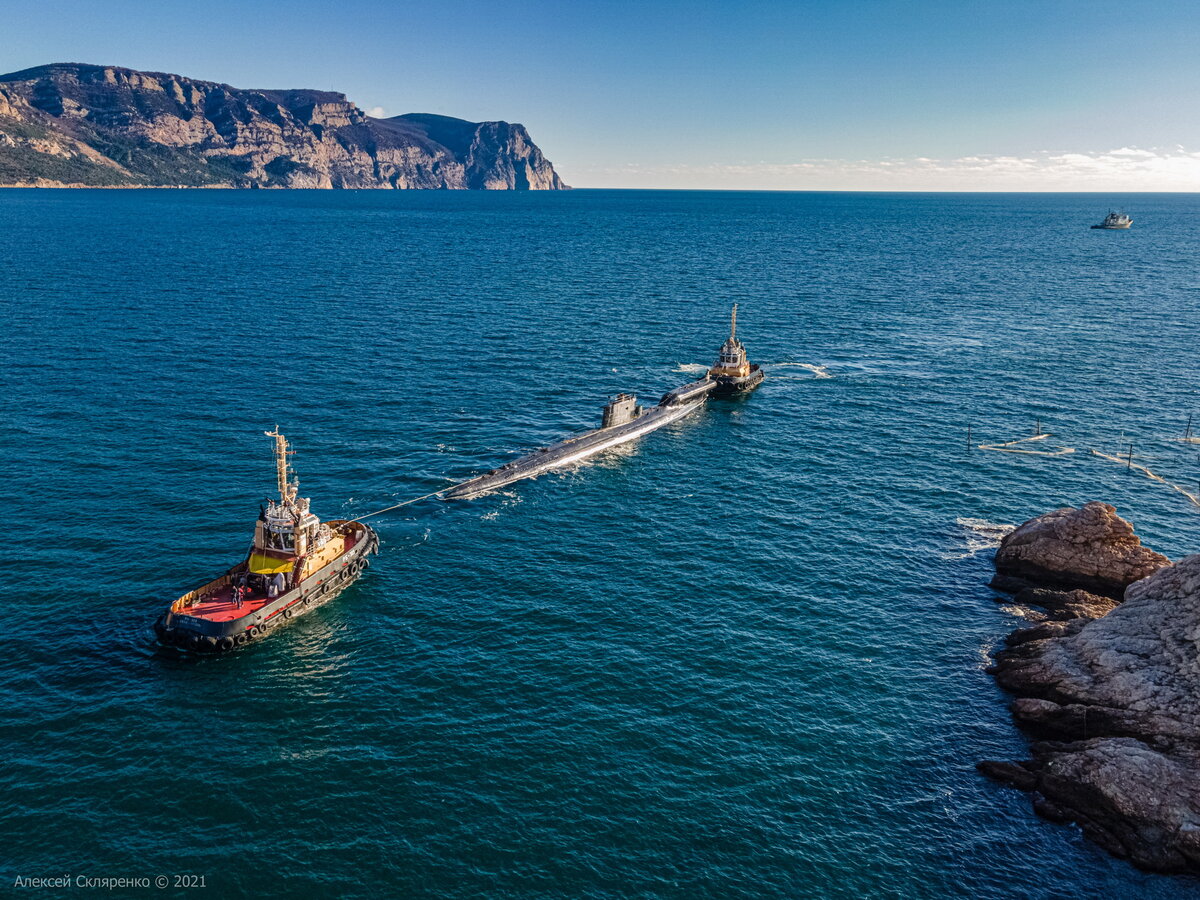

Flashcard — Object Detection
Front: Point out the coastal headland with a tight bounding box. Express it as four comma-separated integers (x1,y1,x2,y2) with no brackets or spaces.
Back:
0,63,567,189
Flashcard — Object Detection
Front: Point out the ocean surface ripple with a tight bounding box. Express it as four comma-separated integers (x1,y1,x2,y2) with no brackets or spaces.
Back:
2,189,1199,898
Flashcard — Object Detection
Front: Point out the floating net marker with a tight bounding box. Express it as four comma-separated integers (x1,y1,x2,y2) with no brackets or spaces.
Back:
978,433,1075,457
1089,449,1200,510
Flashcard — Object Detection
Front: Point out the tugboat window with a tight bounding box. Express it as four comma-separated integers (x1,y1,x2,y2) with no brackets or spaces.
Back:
266,530,294,551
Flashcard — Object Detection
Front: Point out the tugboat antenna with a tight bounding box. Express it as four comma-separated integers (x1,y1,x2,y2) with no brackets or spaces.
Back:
264,426,295,505
730,303,738,342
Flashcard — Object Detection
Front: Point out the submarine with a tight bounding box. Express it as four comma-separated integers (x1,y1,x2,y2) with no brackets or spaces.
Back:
444,306,762,500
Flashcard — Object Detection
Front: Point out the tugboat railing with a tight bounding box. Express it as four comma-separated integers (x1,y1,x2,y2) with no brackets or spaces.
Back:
172,574,233,612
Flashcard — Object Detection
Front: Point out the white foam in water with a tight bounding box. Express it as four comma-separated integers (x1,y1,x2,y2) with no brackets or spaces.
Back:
674,363,709,375
798,363,832,379
943,517,1014,560
772,362,833,378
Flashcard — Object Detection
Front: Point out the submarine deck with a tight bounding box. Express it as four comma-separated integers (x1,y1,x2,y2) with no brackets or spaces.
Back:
445,382,715,499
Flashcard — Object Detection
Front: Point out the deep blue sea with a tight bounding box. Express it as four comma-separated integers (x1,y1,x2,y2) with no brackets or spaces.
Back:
3,189,1200,898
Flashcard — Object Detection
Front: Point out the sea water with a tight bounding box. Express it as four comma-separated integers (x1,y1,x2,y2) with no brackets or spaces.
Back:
2,189,1199,898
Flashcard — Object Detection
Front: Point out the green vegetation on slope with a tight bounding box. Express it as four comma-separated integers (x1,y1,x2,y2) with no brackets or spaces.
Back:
0,143,135,186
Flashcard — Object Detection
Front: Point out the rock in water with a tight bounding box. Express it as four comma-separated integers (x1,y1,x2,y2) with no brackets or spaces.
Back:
994,502,1170,597
1012,587,1119,622
984,508,1200,872
0,63,568,189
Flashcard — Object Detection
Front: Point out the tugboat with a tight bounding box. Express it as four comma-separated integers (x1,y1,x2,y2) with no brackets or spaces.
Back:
708,303,765,395
154,429,379,653
1092,211,1133,229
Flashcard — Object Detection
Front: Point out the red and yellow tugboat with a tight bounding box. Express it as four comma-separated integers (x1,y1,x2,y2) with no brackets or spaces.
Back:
155,429,379,653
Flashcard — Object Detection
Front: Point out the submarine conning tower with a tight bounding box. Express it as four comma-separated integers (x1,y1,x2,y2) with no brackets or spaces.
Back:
707,303,764,395
602,393,642,428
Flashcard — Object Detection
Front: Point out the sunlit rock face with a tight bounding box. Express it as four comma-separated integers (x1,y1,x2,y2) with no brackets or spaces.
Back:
983,505,1200,872
0,63,568,189
994,501,1170,597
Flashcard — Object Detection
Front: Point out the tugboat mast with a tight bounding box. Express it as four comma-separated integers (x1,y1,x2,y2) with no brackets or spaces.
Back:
265,427,297,507
730,303,738,342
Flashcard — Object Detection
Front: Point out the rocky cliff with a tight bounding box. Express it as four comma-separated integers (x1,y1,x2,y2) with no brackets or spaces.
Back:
993,502,1171,597
0,63,568,189
979,504,1200,872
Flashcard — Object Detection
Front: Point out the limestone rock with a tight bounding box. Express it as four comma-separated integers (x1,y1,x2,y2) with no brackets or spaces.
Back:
0,63,568,190
994,502,1169,597
1013,586,1119,622
985,550,1200,872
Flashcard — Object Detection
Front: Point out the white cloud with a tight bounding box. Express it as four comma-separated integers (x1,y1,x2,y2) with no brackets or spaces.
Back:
576,147,1200,191
366,106,387,119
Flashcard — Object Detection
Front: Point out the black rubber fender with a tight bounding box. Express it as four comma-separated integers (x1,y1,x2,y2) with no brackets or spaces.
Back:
218,637,234,652
202,636,217,650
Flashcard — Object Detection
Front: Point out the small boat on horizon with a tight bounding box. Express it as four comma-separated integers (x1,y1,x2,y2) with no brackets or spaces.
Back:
1092,211,1133,229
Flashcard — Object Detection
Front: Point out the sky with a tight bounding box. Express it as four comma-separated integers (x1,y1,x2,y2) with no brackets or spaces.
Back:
2,0,1198,190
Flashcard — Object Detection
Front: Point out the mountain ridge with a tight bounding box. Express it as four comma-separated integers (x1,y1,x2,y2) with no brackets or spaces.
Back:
0,62,567,189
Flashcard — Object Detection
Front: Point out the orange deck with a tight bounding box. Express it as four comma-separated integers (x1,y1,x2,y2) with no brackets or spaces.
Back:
183,584,275,623
179,531,359,623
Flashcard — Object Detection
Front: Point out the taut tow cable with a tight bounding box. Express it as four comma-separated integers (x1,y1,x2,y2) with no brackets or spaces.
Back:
346,489,447,523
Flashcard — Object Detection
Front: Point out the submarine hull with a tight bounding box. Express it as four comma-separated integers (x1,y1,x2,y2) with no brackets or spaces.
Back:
445,395,709,500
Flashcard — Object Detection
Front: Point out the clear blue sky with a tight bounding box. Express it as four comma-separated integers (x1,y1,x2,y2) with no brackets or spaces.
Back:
3,0,1198,188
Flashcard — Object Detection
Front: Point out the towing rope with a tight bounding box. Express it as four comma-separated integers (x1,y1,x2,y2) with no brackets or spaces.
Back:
346,489,447,523
978,433,1075,456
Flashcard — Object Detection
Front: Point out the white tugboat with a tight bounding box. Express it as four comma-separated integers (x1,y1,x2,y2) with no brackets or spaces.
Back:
154,429,378,652
1092,211,1133,229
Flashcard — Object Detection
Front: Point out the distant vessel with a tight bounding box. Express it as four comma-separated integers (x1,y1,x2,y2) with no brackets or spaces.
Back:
708,304,765,394
445,307,763,499
154,429,378,653
1092,211,1132,229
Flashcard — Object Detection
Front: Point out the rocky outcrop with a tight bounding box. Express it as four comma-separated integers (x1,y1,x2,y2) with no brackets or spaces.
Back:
994,501,1170,597
981,505,1200,872
0,63,568,189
